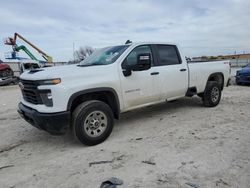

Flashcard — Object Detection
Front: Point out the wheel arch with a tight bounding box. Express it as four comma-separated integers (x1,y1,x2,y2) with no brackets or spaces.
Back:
67,87,120,119
206,72,224,90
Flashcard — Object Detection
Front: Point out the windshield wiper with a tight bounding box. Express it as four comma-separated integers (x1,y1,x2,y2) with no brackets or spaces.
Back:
78,63,106,67
77,64,92,67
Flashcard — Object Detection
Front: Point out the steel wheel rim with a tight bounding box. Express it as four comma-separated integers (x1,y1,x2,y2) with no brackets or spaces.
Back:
211,87,219,103
83,111,107,138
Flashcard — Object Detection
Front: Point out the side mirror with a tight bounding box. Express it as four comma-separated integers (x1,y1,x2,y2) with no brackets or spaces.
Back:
132,53,151,71
122,53,151,77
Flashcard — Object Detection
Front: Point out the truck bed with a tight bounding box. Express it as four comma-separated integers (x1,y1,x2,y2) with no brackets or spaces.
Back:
188,60,230,93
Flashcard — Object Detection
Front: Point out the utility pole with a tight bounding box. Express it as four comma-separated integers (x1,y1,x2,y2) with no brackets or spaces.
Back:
73,42,75,62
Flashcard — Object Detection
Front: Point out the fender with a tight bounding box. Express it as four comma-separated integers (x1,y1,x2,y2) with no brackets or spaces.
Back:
206,72,224,89
67,87,120,115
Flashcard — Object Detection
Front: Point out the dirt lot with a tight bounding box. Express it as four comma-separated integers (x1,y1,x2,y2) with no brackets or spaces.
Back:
0,84,250,188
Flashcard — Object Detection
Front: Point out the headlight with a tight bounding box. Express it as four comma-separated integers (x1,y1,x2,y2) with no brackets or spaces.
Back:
38,78,61,85
40,90,53,107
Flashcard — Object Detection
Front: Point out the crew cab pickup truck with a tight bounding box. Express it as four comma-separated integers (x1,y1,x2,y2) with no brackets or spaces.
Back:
18,42,230,145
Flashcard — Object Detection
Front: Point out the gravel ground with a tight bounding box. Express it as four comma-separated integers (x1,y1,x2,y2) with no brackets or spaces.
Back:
0,84,249,188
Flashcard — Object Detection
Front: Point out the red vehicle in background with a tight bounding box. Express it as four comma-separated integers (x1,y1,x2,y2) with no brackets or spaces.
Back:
0,59,16,86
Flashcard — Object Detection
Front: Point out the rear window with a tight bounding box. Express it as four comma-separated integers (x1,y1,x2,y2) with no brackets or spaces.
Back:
157,45,181,66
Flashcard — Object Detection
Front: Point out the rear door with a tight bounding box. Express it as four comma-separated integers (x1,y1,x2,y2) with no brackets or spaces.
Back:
153,44,188,99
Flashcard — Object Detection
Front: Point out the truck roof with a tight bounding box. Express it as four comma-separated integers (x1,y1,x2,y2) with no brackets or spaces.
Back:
129,42,178,46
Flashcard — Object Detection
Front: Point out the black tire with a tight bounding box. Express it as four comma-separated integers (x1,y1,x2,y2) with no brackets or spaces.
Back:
203,81,222,107
5,68,13,77
72,100,114,146
236,79,241,85
197,93,204,100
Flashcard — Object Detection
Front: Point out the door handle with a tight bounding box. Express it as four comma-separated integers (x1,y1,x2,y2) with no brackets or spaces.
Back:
180,69,187,72
151,72,159,75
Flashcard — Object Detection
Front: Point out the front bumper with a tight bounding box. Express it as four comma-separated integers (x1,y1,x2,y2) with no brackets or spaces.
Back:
0,77,16,86
236,75,250,84
17,103,70,135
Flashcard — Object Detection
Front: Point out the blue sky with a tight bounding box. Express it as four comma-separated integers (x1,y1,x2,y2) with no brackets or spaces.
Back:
0,0,250,61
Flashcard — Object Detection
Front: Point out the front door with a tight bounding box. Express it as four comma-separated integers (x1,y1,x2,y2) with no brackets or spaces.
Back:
119,45,160,109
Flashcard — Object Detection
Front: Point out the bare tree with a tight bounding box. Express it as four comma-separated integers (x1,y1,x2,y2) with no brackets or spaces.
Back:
74,46,94,62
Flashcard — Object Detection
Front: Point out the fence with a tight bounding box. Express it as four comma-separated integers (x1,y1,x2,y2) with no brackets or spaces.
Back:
230,59,250,67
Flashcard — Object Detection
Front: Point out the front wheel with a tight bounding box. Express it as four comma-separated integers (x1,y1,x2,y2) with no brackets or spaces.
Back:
203,81,222,107
72,100,114,146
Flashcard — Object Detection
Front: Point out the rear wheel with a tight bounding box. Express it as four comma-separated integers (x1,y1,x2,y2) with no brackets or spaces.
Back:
197,93,204,100
72,100,114,146
203,81,222,107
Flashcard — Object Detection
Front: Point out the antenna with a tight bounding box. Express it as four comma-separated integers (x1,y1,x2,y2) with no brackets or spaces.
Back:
125,40,132,44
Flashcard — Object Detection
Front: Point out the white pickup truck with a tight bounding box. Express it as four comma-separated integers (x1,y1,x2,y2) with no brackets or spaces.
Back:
18,42,230,145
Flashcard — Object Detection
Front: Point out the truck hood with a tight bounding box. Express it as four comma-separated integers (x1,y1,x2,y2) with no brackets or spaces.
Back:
241,67,250,73
239,67,250,74
0,63,10,71
20,64,112,81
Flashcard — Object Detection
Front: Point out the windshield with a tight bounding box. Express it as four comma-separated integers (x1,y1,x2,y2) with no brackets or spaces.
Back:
24,63,40,70
79,45,129,66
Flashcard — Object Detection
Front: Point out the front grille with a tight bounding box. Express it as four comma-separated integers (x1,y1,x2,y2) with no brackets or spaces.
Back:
241,75,250,81
20,79,38,89
0,69,13,77
239,72,250,76
20,79,43,105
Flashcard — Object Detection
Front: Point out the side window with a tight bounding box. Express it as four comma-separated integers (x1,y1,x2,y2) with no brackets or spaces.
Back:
124,45,153,66
157,45,181,66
